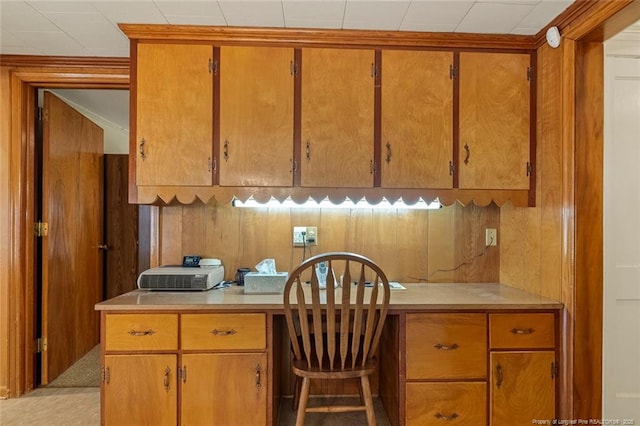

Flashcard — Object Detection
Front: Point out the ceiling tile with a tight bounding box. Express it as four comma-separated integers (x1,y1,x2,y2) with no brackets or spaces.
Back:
282,0,345,27
11,30,86,55
92,1,167,25
28,1,98,14
343,1,411,31
399,1,473,32
218,1,284,27
164,15,228,25
42,11,129,49
456,2,535,34
518,0,572,30
0,1,59,32
1,29,30,48
154,1,225,18
511,27,538,35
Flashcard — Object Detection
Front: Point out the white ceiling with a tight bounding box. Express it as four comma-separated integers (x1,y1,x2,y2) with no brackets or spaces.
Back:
1,0,576,57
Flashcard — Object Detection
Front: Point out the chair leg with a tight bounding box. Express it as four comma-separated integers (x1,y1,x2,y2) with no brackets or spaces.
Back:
357,377,365,405
295,377,311,426
292,376,302,410
360,375,376,426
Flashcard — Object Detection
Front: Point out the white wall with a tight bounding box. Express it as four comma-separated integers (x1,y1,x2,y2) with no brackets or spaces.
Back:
603,37,640,419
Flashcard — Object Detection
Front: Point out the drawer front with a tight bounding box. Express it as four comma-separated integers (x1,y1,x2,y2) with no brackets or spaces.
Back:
406,382,486,426
181,313,266,350
489,313,555,349
105,314,178,351
406,313,487,380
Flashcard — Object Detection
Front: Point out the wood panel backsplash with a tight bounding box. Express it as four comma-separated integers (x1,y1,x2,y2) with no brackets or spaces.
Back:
156,202,499,283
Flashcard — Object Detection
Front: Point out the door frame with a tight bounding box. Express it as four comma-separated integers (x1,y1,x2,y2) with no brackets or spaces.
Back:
1,57,128,395
1,4,639,419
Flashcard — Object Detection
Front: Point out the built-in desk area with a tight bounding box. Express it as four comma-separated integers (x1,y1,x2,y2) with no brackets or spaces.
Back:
96,283,563,425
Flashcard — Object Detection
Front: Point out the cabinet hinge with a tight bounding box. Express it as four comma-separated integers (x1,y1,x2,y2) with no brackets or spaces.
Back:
551,361,559,379
101,366,110,384
449,161,456,176
370,63,378,79
290,60,299,76
208,59,218,75
449,64,457,80
527,66,535,82
34,221,49,237
526,162,534,176
35,338,47,353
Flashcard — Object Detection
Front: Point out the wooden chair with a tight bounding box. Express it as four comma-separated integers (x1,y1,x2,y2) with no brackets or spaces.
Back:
283,252,391,426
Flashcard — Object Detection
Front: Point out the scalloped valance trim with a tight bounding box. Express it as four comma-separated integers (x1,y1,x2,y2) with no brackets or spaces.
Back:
135,186,531,208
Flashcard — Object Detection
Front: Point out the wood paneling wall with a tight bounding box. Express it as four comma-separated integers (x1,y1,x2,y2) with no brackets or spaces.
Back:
0,67,12,398
156,202,499,284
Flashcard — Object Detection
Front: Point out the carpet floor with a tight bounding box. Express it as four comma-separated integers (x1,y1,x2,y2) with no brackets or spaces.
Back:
47,345,100,388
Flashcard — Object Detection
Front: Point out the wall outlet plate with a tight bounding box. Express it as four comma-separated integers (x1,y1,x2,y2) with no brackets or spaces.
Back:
486,228,497,247
293,226,317,247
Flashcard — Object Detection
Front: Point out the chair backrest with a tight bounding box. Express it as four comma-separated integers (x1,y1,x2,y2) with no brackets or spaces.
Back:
283,252,391,370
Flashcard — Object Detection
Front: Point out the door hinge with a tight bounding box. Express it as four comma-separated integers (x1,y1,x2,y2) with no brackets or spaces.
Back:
527,66,535,82
449,161,456,176
42,109,49,122
449,64,457,80
551,361,559,379
526,162,534,176
35,338,47,353
37,107,43,122
34,221,49,237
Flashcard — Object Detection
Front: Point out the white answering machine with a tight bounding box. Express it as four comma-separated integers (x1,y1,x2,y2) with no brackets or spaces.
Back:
137,262,224,291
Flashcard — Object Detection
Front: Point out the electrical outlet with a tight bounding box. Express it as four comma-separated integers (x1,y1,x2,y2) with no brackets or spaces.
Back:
293,226,318,247
485,228,497,247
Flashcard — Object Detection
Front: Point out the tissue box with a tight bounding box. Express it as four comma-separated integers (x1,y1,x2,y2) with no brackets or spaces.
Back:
244,272,289,294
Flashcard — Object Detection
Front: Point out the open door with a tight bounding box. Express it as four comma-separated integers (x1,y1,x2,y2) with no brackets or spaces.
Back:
40,92,104,385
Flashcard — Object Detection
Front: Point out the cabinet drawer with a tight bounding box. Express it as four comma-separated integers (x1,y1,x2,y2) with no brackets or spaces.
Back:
406,313,487,380
406,382,486,426
181,313,266,350
489,313,555,349
105,314,178,351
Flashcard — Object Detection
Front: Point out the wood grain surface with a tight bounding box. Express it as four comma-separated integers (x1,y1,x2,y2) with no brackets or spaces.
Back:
155,202,499,284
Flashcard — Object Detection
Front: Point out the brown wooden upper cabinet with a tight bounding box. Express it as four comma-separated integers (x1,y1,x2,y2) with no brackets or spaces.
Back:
219,46,294,186
135,43,214,186
301,48,375,188
458,52,532,190
381,50,454,189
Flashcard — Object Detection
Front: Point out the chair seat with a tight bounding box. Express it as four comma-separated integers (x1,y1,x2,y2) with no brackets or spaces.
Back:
292,357,377,379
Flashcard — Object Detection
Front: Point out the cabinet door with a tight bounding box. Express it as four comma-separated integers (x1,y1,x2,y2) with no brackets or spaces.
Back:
219,46,294,186
459,52,530,190
181,353,267,426
136,43,214,186
382,50,453,188
490,351,555,426
301,48,375,188
104,354,177,426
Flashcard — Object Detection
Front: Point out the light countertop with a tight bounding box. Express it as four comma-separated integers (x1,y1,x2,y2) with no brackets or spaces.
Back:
95,283,563,312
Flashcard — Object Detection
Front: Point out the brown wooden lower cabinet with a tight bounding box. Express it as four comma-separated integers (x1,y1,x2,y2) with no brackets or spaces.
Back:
101,312,269,426
181,353,267,426
401,312,558,426
406,382,486,425
104,354,178,426
490,351,556,426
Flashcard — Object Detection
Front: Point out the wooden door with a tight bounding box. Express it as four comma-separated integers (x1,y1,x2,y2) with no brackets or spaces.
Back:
490,351,555,425
104,155,138,299
219,46,294,186
458,52,530,190
41,92,103,384
104,354,177,426
382,50,453,188
301,48,375,188
135,43,214,186
181,353,267,426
